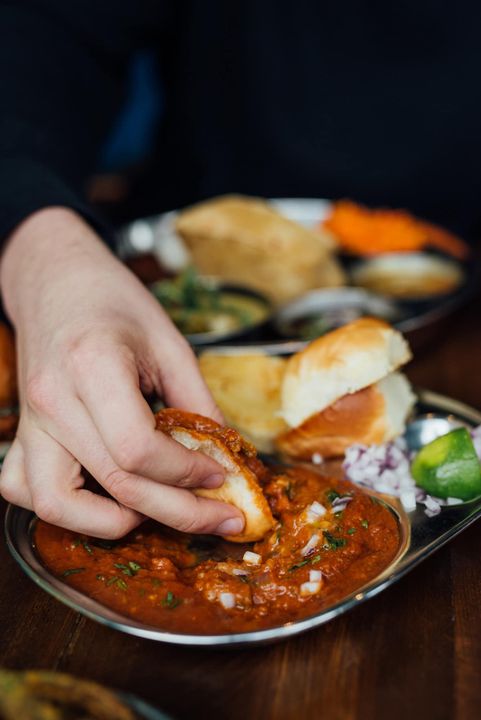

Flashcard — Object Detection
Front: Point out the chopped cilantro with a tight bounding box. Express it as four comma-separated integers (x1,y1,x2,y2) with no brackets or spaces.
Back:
288,553,321,572
114,561,142,577
106,576,128,590
162,591,182,609
361,520,369,529
326,489,340,503
62,567,85,577
81,540,93,555
323,531,347,550
347,528,356,535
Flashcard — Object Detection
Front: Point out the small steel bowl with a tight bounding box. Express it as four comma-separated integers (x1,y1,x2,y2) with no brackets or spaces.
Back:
273,287,402,340
404,414,465,452
350,252,465,301
149,280,273,347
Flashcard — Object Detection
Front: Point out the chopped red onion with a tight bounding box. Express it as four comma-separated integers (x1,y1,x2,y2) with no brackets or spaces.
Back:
311,452,324,465
306,501,326,522
300,581,321,597
341,430,478,517
400,490,416,512
243,551,261,566
301,534,320,557
219,592,236,609
232,568,249,576
332,495,353,513
309,569,323,582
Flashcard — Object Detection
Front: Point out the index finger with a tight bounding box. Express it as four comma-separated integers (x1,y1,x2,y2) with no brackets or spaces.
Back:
73,349,225,489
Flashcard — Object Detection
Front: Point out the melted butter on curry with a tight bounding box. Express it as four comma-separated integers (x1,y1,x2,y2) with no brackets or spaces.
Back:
34,467,401,634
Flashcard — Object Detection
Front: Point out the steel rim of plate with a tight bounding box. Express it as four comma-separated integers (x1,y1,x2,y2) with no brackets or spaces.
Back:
5,388,481,647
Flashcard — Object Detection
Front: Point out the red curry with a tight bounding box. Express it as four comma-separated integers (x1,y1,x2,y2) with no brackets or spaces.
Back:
34,465,401,634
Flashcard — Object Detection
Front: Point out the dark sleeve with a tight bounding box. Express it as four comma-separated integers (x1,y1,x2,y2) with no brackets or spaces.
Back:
0,1,169,244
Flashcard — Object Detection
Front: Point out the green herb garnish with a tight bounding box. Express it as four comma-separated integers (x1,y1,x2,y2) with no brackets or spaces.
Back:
82,540,93,555
361,520,369,529
106,576,128,590
161,591,182,609
347,527,356,535
62,567,85,577
323,531,347,550
288,553,321,572
114,561,142,577
326,490,340,503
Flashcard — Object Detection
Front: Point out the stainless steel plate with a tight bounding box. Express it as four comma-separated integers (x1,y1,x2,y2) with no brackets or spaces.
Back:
5,389,481,647
117,198,479,345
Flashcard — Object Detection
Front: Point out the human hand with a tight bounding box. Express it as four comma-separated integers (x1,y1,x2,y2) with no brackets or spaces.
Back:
0,208,245,538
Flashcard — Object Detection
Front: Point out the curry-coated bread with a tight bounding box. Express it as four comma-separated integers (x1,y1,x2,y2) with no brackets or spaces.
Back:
155,408,275,542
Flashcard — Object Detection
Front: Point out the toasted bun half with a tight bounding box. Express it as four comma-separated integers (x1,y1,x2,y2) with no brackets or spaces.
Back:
277,371,415,459
199,352,288,452
155,409,275,542
281,317,412,428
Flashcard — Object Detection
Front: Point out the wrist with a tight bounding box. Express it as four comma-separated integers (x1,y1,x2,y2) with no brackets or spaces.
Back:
0,207,112,324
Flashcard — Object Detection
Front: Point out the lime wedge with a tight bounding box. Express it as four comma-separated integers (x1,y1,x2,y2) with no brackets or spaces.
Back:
411,427,481,501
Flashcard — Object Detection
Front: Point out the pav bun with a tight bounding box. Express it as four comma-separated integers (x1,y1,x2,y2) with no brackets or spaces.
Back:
155,408,275,542
280,317,412,428
175,195,345,304
199,352,288,452
277,371,415,459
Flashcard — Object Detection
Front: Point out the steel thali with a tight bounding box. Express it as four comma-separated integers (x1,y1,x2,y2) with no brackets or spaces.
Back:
5,388,481,647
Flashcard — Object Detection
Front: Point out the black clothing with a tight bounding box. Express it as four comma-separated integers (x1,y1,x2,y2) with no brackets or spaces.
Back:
1,1,481,241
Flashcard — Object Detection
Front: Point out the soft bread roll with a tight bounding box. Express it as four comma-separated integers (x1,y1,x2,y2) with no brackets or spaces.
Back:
175,195,346,304
199,352,288,452
277,371,415,459
281,317,412,428
155,408,275,542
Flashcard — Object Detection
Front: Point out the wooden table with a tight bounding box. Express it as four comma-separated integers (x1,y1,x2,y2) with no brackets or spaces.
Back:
1,291,481,720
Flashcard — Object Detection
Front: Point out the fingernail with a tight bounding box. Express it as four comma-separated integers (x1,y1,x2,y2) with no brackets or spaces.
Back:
201,473,224,489
215,517,244,536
